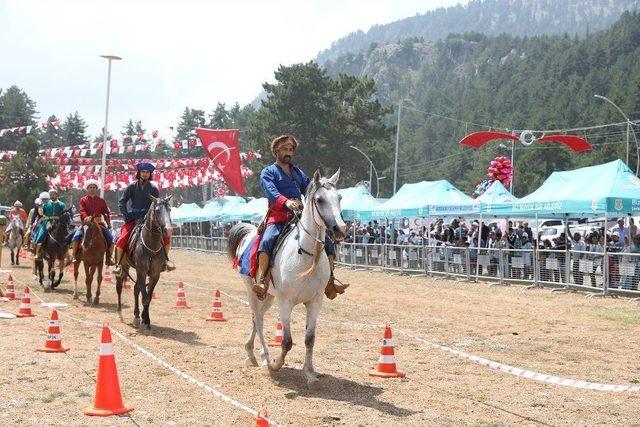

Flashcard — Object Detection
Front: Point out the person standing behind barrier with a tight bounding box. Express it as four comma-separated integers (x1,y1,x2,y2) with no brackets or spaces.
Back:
588,234,604,287
608,232,624,288
571,232,585,286
612,218,630,248
521,232,533,280
630,235,640,291
554,233,567,283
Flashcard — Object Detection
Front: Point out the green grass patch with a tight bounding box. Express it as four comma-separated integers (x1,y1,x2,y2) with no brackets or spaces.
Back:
42,391,65,403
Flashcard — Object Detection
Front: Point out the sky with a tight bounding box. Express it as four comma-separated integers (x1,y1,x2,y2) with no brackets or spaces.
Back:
0,0,464,137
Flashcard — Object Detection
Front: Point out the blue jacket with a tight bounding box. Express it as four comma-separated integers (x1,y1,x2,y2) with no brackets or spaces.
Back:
119,181,160,223
260,163,310,223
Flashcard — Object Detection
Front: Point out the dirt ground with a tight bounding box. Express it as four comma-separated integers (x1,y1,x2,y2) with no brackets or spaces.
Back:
1,248,640,426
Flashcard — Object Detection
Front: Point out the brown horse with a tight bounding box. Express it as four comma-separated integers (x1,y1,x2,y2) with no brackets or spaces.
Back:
36,208,72,292
116,195,172,330
73,218,108,305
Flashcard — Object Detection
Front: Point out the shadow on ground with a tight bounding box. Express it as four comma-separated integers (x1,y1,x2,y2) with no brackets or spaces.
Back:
273,367,417,417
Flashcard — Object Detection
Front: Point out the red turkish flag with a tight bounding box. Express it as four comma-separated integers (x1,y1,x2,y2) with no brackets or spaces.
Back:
195,128,245,195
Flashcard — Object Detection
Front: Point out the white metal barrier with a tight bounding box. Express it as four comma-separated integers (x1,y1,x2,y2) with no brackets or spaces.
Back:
173,236,640,299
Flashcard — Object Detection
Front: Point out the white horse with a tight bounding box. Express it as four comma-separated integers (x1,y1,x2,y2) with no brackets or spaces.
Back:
227,169,347,386
6,216,24,266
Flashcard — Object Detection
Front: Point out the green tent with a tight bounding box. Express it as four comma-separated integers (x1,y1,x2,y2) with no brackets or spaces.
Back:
489,160,640,217
339,185,382,221
358,180,479,219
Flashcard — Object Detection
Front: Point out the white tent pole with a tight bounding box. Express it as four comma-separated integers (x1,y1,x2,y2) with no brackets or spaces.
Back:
476,212,483,281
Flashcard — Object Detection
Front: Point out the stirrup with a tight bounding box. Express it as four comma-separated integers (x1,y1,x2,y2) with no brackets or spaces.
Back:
164,261,176,272
252,276,268,301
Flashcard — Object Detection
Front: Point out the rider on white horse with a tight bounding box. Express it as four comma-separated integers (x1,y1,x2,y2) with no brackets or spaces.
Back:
4,201,27,241
250,134,348,300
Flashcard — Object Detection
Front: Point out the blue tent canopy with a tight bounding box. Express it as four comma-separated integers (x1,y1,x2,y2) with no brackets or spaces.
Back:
339,186,382,221
358,180,479,219
171,203,205,223
208,196,247,222
478,181,518,216
489,160,640,217
220,198,267,222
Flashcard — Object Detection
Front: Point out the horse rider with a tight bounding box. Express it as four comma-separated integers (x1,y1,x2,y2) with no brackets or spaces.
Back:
251,134,348,300
24,196,43,245
0,210,6,246
33,189,67,261
70,179,115,265
4,201,27,241
113,162,175,276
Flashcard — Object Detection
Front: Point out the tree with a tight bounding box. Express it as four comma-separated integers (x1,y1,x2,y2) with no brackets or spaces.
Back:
62,112,88,146
246,61,393,195
134,120,146,137
121,119,136,138
208,102,231,129
176,107,206,139
0,136,56,211
39,114,63,148
0,85,38,150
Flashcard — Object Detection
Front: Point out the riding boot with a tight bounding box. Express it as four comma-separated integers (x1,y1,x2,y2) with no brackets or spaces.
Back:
162,244,176,272
35,243,43,261
70,241,80,263
251,252,270,300
113,247,125,276
105,245,115,266
324,255,349,300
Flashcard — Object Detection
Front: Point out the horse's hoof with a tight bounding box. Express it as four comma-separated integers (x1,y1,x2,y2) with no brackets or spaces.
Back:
259,364,272,377
73,293,79,300
93,297,100,306
132,318,140,328
244,357,259,367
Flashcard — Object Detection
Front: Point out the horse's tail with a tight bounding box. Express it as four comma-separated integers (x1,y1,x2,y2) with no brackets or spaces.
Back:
227,223,256,261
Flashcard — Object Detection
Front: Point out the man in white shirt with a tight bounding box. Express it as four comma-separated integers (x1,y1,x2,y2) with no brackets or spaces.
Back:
613,218,630,247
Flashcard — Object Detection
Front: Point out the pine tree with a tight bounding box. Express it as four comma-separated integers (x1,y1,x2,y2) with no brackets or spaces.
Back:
176,107,206,139
208,102,231,129
134,120,146,137
0,135,56,211
39,114,63,148
62,112,88,146
0,85,38,150
121,119,135,138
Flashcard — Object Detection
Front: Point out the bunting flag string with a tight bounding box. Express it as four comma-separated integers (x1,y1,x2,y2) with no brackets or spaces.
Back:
0,138,262,160
0,119,61,137
48,164,254,193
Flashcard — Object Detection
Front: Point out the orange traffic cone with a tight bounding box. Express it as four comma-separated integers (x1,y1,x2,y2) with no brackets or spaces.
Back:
84,326,134,416
205,289,227,322
268,319,293,347
255,409,270,427
16,285,36,318
37,309,69,353
369,325,404,378
4,275,16,300
172,281,190,309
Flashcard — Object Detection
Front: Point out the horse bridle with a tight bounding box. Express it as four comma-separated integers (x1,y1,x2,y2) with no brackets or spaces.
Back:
141,200,168,254
47,213,70,248
294,180,338,256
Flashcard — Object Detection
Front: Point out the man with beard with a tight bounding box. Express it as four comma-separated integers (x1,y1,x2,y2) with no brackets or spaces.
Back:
249,134,348,300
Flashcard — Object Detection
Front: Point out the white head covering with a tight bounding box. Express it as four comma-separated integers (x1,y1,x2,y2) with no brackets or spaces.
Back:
13,201,22,207
39,191,50,200
84,179,100,190
34,198,42,206
48,188,58,195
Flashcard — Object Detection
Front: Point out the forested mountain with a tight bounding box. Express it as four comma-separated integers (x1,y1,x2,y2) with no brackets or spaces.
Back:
318,0,640,65
320,11,640,197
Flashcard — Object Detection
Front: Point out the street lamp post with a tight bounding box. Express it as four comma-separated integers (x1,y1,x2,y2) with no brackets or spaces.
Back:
99,55,122,197
594,94,631,165
393,100,402,195
350,145,381,197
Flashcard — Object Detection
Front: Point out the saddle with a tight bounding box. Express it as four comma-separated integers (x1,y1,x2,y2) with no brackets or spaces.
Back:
269,219,298,267
127,221,144,256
